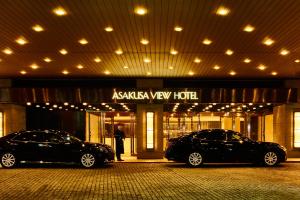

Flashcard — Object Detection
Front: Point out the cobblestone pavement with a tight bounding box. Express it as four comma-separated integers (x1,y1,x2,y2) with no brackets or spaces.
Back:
1,163,300,200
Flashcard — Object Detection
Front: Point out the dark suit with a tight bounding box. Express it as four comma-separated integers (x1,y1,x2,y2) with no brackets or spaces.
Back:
114,129,125,160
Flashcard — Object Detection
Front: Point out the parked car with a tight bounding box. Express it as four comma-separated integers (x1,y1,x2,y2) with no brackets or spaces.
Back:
165,129,287,167
0,130,114,168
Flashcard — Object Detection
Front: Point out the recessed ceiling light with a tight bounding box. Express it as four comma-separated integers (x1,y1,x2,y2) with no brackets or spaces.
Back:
82,102,88,106
30,63,39,69
216,6,230,16
146,72,152,76
59,49,68,55
243,24,255,32
77,64,84,69
168,66,174,70
271,71,278,76
225,49,234,55
53,6,67,16
26,102,31,106
262,37,275,46
243,58,251,63
134,6,147,15
104,70,111,75
2,48,13,55
174,26,183,32
123,65,129,69
295,59,300,63
115,49,123,55
170,49,178,55
279,48,290,56
20,70,27,75
188,71,194,76
213,65,220,70
229,71,236,76
104,26,114,32
143,57,151,63
32,24,44,32
257,64,267,71
194,57,201,63
94,56,101,63
62,70,69,75
15,36,28,45
64,102,69,106
43,57,52,63
78,38,88,45
140,38,149,45
202,38,212,45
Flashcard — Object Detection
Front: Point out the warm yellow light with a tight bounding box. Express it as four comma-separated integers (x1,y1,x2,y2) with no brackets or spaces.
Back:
243,58,251,63
78,38,88,45
62,70,69,75
59,49,68,55
140,38,149,45
229,71,236,76
271,71,278,76
43,57,52,63
15,36,28,45
3,48,13,55
294,112,300,147
32,24,44,32
146,72,152,76
174,26,183,32
20,70,27,75
77,64,84,69
279,48,290,56
216,6,230,16
53,6,67,16
30,63,39,69
134,6,147,15
213,65,220,70
257,64,267,71
104,26,114,32
243,24,255,32
194,57,201,63
262,37,275,46
168,66,174,70
188,71,194,76
202,38,212,45
225,49,234,55
115,49,123,55
64,102,69,106
170,49,178,55
295,59,300,63
104,70,111,75
144,58,151,63
123,65,129,69
94,56,101,63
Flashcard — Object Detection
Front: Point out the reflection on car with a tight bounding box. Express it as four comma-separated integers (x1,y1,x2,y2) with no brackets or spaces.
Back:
165,129,287,167
0,130,114,168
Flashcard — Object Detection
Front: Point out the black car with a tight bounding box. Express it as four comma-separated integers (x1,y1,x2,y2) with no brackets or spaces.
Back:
165,129,287,167
0,130,115,168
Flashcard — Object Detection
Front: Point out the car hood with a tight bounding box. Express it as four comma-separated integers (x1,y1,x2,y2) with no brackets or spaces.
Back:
83,142,113,150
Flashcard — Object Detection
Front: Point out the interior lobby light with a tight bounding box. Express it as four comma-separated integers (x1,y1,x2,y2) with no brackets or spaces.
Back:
82,102,88,106
45,102,50,105
15,36,28,45
146,112,154,149
123,65,129,69
271,71,278,76
295,59,300,63
53,6,67,16
168,66,174,70
202,38,212,45
59,49,68,55
62,70,69,75
30,63,39,69
279,48,290,56
43,57,52,63
144,58,151,63
174,26,183,32
104,70,111,75
170,49,178,55
78,38,88,45
32,24,44,32
104,26,114,32
77,64,84,69
188,71,194,76
243,58,251,63
194,57,201,63
94,56,101,63
262,37,274,46
213,65,220,70
243,24,255,32
26,102,31,106
225,49,234,55
115,49,123,55
134,6,147,15
140,38,149,45
257,64,267,71
20,70,27,75
216,6,230,16
64,102,69,106
2,48,13,55
229,70,236,76
146,72,152,76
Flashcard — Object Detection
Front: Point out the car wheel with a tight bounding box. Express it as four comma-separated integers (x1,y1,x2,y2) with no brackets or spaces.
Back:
263,151,278,166
187,152,203,167
1,152,17,168
80,153,96,168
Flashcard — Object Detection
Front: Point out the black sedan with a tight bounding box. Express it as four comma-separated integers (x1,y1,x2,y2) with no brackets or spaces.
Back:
0,130,114,168
165,129,287,167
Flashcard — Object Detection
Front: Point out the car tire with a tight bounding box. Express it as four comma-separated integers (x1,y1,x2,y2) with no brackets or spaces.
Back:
80,153,97,168
187,152,204,167
1,152,17,168
263,151,279,166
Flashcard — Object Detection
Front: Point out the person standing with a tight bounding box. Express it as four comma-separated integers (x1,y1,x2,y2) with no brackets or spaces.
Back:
114,125,125,161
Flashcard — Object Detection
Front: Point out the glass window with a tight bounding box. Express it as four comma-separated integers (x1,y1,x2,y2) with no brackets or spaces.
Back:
226,131,242,141
294,112,300,148
0,112,3,137
194,131,209,140
13,132,44,142
45,133,64,143
207,130,226,141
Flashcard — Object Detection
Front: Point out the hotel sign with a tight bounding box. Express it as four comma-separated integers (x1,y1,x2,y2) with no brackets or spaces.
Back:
112,91,198,100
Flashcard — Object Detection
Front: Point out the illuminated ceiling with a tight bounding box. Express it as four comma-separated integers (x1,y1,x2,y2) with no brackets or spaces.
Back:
0,0,300,78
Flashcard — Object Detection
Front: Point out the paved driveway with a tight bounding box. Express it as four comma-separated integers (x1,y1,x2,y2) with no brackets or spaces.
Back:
0,163,300,200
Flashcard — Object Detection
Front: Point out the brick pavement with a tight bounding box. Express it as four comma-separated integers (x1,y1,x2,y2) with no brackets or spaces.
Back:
0,163,300,200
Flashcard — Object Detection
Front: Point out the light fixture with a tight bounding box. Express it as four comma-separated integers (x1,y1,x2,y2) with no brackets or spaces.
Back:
243,58,251,63
295,59,300,63
62,70,69,75
82,102,88,106
43,57,52,63
216,6,230,16
202,38,212,45
188,71,194,76
146,72,151,76
2,48,13,55
20,70,27,75
53,6,67,16
243,24,255,32
53,104,58,108
271,71,278,76
123,65,129,69
225,49,234,55
134,6,147,15
78,38,88,45
45,102,50,106
168,66,174,70
143,57,151,63
229,71,236,76
262,37,275,46
64,102,69,106
249,103,253,105
15,36,28,45
32,24,44,32
140,38,149,45
26,102,31,106
115,49,123,55
170,49,178,55
104,70,111,75
59,49,68,55
94,56,101,63
213,65,220,70
194,57,201,63
174,26,183,32
104,26,114,32
279,48,290,56
30,63,39,69
77,64,84,69
257,64,267,71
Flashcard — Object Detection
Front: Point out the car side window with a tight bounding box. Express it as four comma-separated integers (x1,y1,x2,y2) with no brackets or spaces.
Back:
45,133,64,143
13,132,44,142
226,131,242,141
206,130,226,141
195,131,209,140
